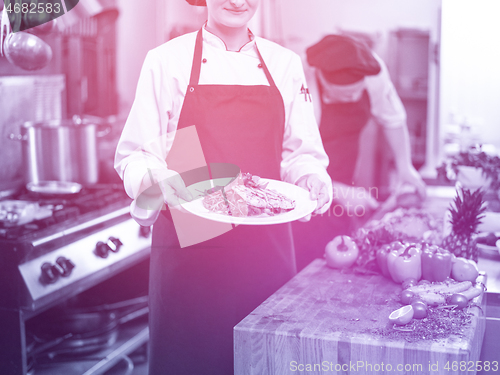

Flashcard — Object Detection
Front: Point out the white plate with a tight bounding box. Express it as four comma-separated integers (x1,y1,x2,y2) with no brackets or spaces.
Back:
179,178,317,225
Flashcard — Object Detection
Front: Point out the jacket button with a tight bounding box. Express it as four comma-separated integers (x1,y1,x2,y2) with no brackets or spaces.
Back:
189,87,195,93
202,58,207,63
258,63,262,68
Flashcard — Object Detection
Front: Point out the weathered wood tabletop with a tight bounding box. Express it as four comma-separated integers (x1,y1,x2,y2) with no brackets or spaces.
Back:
234,259,486,375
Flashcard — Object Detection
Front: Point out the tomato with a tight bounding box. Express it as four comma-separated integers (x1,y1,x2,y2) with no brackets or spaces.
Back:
400,290,414,305
411,301,428,319
402,278,418,289
410,295,427,306
448,294,468,309
325,236,359,269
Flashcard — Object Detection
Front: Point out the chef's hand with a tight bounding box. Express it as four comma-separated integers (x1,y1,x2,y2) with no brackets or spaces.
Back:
150,169,193,211
397,164,427,199
296,174,330,222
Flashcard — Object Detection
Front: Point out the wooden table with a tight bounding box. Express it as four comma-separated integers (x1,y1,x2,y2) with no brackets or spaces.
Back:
234,259,486,375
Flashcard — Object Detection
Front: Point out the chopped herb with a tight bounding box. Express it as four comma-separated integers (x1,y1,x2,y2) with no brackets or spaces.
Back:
367,307,474,343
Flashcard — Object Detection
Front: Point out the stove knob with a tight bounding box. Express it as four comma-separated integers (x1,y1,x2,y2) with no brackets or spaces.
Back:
107,237,123,253
95,241,111,258
139,225,151,238
40,262,59,284
55,256,75,277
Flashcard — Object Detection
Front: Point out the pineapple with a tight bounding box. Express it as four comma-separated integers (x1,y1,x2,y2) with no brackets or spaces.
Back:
441,188,486,263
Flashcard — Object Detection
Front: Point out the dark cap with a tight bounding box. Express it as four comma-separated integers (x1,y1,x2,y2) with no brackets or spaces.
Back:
306,35,381,85
186,0,207,6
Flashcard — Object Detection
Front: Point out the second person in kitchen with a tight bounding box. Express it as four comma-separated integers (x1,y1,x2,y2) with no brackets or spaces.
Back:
114,0,332,374
306,34,426,192
293,34,427,270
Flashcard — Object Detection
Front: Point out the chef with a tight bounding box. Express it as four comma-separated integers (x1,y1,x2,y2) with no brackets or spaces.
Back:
114,0,332,373
306,34,426,194
293,35,426,270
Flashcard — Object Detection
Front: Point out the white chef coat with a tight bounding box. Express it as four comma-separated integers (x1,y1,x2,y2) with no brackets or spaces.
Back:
114,26,332,226
312,53,407,129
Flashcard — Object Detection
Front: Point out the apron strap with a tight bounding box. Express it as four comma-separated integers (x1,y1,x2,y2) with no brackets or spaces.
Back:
255,45,277,88
189,29,204,87
189,27,277,88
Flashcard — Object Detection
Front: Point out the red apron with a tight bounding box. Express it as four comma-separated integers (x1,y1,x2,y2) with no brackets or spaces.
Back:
148,29,296,375
319,89,371,185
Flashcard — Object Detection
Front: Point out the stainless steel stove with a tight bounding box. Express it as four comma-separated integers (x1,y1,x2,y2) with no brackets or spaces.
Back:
0,184,151,375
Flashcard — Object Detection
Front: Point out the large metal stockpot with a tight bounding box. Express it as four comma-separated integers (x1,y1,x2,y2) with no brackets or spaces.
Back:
15,116,109,185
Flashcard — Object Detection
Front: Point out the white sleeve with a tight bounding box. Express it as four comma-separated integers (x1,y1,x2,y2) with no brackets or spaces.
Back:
114,50,177,226
280,54,333,213
366,54,407,129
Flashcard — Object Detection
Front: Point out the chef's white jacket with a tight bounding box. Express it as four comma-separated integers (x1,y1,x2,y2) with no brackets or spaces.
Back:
115,27,332,226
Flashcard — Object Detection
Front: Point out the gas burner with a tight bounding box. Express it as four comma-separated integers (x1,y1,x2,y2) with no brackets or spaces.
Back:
0,200,53,227
14,183,130,213
0,184,132,240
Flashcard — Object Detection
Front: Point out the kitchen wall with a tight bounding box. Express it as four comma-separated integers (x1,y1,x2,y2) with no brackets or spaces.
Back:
115,0,158,113
278,0,440,60
115,0,207,112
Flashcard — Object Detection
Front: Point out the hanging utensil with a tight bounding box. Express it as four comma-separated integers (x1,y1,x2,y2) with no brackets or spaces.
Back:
1,5,12,56
3,30,53,70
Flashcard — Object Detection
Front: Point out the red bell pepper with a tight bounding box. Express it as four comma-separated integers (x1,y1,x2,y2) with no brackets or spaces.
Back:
421,244,452,282
387,242,422,284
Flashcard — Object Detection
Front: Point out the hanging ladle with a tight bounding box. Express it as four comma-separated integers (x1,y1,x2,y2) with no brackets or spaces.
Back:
3,30,53,70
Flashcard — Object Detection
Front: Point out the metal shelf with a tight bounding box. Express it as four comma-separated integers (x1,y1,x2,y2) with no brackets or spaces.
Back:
32,319,149,375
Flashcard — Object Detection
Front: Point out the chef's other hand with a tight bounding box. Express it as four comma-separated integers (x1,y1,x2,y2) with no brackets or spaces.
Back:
398,165,427,199
296,174,330,222
151,169,193,211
